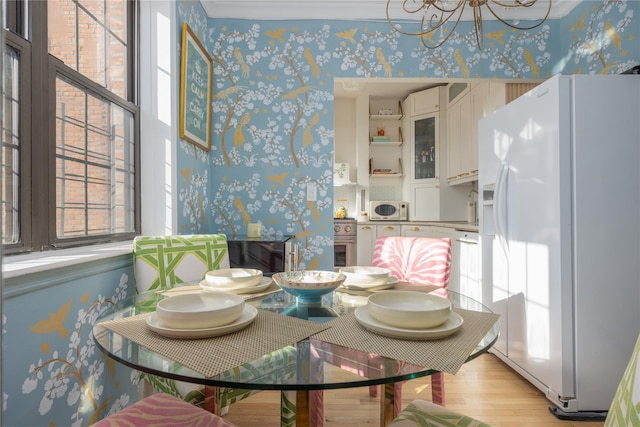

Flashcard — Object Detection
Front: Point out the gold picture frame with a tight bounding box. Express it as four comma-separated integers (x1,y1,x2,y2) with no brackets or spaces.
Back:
179,23,212,151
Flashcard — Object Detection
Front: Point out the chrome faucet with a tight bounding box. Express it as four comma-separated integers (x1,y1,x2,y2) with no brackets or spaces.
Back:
287,243,299,273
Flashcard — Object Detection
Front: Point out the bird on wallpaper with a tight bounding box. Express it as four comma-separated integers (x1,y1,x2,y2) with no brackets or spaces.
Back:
306,200,321,222
235,196,251,225
234,112,251,147
180,168,192,183
570,12,587,32
267,172,288,187
485,29,506,45
304,47,321,79
213,85,247,99
265,28,286,43
303,113,319,147
336,28,358,44
420,29,436,46
454,49,469,78
234,47,250,78
376,48,392,77
605,19,622,50
524,49,540,78
29,300,73,339
282,85,316,99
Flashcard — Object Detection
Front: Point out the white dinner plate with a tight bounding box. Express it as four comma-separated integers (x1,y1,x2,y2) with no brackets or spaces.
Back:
146,304,258,339
199,276,273,294
342,275,399,291
354,305,463,340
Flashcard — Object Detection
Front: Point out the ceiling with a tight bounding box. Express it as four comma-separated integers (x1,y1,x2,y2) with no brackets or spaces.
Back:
200,0,580,21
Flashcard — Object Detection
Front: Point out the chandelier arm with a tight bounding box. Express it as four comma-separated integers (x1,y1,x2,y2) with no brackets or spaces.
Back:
416,0,467,14
488,0,539,8
386,0,464,37
399,0,431,15
386,0,551,49
421,8,467,49
474,5,484,50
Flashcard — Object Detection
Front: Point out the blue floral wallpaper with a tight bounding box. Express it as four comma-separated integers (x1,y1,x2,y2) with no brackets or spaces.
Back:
1,2,638,427
176,0,639,272
3,261,136,427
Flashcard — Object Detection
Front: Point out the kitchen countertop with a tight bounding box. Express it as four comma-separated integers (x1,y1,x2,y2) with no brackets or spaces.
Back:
360,220,479,233
429,221,479,232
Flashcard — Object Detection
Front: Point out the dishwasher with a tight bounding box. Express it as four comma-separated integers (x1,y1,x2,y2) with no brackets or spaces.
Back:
453,230,480,302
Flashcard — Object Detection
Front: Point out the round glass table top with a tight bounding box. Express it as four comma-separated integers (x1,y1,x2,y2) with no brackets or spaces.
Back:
93,287,499,391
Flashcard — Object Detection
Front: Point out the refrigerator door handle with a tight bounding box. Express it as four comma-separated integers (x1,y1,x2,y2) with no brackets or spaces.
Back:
494,162,509,257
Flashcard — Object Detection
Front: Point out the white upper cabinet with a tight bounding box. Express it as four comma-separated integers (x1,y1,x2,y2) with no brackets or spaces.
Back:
410,112,439,183
447,82,505,185
446,93,471,181
405,87,445,221
410,87,440,116
446,82,470,107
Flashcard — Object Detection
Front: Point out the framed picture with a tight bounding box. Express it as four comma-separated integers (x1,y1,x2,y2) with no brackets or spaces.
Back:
179,23,212,151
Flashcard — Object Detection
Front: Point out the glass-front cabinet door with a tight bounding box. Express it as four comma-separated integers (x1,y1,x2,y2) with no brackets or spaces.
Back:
411,112,439,182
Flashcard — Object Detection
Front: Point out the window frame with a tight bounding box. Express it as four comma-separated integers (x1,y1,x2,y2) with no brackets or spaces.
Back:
3,0,140,255
3,31,31,254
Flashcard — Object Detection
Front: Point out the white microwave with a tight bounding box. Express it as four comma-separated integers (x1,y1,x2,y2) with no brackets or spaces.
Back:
370,201,408,221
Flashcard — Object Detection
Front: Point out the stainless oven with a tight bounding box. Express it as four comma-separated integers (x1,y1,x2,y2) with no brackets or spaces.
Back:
334,219,357,268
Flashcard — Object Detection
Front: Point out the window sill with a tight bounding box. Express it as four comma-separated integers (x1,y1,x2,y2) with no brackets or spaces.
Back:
2,242,133,280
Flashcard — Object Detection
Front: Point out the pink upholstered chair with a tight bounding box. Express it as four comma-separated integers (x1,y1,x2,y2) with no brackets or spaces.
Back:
370,236,453,415
91,393,238,427
372,235,452,296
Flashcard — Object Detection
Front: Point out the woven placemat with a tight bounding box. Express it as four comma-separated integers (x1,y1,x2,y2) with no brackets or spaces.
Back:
100,309,329,378
310,308,499,375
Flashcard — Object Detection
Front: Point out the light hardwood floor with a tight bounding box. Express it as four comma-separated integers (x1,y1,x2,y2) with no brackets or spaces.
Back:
224,352,607,427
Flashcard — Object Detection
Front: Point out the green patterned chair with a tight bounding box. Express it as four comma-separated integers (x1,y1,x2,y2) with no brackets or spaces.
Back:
389,399,490,427
132,234,296,417
390,331,640,426
133,234,230,294
604,332,640,426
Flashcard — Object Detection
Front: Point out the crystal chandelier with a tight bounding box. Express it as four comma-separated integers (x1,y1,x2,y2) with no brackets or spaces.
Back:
386,0,552,49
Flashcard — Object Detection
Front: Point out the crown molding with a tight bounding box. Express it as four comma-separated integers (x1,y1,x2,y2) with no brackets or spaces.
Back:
200,0,581,21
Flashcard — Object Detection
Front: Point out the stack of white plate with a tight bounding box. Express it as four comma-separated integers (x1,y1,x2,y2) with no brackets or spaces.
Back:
199,268,272,294
339,266,397,291
146,292,257,338
354,290,464,340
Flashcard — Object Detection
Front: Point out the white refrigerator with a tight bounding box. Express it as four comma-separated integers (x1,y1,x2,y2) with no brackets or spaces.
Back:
478,74,640,417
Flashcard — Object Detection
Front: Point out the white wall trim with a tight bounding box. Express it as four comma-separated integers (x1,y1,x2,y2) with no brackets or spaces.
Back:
140,0,178,235
2,242,132,281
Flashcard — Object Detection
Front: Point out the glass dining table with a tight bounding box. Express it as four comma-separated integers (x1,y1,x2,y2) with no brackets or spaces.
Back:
92,284,499,427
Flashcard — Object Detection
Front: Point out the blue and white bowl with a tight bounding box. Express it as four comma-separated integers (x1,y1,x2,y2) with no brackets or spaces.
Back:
272,270,346,303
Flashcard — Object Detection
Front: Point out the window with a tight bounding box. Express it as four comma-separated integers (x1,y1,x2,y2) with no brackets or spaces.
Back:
2,44,21,245
2,0,139,254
